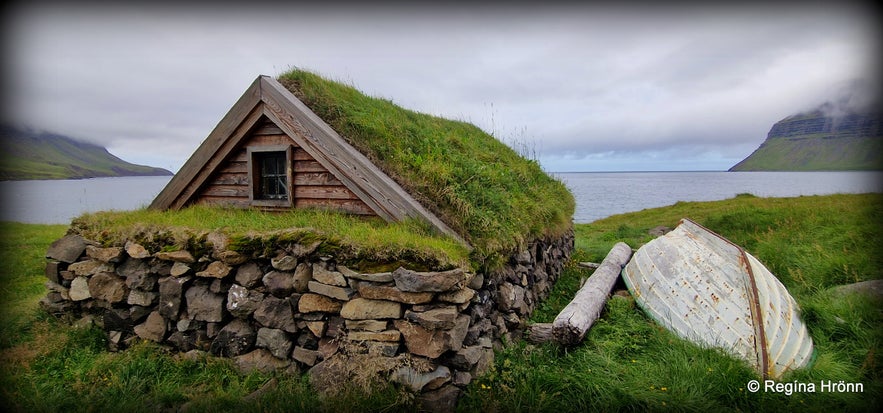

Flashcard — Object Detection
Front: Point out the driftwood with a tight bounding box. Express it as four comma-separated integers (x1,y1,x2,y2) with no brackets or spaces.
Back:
525,323,554,344
577,262,600,270
548,242,633,346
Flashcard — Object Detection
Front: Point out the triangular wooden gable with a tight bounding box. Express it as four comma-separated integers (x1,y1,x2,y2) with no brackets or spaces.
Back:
150,76,465,245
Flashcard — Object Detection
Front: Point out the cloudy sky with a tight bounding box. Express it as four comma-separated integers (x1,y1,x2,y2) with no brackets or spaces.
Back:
3,1,879,172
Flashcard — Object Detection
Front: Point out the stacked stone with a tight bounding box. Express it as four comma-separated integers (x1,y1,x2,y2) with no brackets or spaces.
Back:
41,228,573,407
464,231,574,346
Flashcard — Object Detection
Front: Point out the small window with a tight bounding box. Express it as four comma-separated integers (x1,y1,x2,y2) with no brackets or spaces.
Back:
256,152,288,200
248,145,293,206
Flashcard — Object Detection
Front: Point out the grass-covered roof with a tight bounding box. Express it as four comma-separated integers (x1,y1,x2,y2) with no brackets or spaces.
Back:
277,69,574,258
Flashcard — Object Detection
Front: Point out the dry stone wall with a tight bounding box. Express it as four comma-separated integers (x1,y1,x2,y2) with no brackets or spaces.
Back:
41,229,573,407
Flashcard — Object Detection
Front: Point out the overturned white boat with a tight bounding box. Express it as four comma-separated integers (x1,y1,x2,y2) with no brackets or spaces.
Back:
621,218,814,379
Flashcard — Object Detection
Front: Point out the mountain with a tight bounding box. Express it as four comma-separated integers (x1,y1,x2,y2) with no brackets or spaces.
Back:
0,124,173,180
730,88,883,171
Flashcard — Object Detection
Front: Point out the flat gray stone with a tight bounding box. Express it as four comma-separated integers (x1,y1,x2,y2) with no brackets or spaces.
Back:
340,298,401,320
393,267,467,293
185,283,225,322
46,235,87,263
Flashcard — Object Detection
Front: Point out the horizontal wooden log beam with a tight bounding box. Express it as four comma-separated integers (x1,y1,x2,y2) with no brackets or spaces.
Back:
547,242,633,346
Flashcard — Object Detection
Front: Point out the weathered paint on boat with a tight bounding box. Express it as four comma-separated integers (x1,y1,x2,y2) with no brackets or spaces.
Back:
621,218,814,379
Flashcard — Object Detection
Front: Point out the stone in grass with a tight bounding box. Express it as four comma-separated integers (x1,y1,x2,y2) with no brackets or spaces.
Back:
392,365,451,392
235,349,295,375
418,385,462,413
442,345,489,372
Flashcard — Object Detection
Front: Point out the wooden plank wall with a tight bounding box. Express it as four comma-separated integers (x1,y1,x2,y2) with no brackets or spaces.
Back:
195,118,376,216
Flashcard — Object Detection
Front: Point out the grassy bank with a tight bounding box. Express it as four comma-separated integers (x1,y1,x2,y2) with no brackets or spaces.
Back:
70,206,472,271
278,69,575,259
1,193,881,411
462,193,883,412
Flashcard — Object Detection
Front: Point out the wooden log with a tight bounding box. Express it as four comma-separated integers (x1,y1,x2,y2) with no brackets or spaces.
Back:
578,262,600,269
525,323,555,344
552,242,632,346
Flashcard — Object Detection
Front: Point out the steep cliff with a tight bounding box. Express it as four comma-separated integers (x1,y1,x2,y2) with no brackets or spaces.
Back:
729,104,883,171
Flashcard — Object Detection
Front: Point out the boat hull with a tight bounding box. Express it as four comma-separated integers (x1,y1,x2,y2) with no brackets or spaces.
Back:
621,218,814,379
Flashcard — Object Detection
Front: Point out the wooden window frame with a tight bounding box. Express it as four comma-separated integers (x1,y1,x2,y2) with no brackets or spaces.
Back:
248,145,294,207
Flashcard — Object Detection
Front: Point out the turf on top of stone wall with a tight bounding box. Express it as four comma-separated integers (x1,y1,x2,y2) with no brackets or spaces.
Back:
278,69,574,259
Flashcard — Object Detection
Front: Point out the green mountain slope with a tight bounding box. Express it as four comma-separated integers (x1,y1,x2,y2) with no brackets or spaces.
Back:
730,107,883,171
0,125,173,180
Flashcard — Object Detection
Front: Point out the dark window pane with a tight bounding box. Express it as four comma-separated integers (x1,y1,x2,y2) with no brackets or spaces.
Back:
256,152,288,200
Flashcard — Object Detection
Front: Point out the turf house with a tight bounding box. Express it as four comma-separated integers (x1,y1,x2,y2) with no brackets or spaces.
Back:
41,69,575,409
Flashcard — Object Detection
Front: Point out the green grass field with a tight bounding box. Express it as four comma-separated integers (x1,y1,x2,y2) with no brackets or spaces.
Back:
1,193,881,412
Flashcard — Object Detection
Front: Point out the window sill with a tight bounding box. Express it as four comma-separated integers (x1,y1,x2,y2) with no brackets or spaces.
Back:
250,199,292,208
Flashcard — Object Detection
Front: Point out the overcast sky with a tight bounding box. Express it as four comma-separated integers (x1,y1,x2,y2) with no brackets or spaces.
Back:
3,1,879,172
